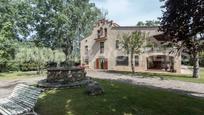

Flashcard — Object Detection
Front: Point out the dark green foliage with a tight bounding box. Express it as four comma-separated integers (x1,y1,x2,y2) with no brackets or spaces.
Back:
19,62,39,71
46,62,58,68
32,0,102,61
0,0,33,72
0,0,102,72
136,20,160,27
159,0,204,78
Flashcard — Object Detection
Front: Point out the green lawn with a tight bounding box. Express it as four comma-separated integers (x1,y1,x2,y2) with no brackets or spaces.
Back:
36,79,204,115
0,71,45,80
109,68,204,84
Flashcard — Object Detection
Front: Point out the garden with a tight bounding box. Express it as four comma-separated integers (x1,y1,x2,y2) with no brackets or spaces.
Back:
0,0,203,115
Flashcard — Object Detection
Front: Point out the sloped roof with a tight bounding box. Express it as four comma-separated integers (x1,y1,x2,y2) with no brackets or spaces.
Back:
112,26,159,30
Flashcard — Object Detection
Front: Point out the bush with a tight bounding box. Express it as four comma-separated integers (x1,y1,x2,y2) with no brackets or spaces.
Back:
46,62,57,68
200,53,204,67
60,61,75,67
0,62,9,72
7,61,20,71
20,62,38,71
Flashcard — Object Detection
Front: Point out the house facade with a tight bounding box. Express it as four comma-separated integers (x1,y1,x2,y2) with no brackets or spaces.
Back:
80,19,181,73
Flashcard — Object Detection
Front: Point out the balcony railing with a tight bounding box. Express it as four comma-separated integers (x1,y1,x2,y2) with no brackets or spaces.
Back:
144,47,175,54
94,36,107,42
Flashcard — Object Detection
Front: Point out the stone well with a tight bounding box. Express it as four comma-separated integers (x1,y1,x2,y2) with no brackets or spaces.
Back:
47,67,86,83
38,67,87,88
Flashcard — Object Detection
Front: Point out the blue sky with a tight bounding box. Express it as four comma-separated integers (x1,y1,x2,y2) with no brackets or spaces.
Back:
90,0,164,26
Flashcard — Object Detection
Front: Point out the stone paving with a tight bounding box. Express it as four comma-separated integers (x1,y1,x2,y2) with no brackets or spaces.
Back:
0,76,45,98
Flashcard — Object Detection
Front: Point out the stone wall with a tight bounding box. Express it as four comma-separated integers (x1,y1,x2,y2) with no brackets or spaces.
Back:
47,67,86,84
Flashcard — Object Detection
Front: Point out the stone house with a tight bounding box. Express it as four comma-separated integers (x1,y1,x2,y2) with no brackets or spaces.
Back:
80,19,181,73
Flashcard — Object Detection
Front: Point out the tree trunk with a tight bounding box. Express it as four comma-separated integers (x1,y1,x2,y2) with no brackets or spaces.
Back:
193,52,200,78
37,65,41,75
130,51,134,74
65,54,69,62
64,48,69,63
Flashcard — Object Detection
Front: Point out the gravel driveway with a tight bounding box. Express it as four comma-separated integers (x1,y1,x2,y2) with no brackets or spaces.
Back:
0,76,45,98
87,71,204,98
1,71,204,98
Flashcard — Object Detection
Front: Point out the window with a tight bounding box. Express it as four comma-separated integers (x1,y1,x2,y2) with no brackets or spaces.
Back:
116,56,129,66
85,46,88,55
135,55,139,66
104,28,107,37
97,27,104,38
100,27,103,36
100,42,104,53
97,30,100,38
85,59,89,65
116,40,119,49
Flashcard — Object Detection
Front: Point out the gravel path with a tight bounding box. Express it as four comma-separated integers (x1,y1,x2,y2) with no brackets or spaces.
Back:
0,76,45,98
87,71,204,98
1,71,204,98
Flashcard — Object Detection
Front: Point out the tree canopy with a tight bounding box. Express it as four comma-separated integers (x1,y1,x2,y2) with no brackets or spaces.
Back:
136,20,160,27
0,0,102,71
159,0,204,78
32,0,101,62
120,31,146,73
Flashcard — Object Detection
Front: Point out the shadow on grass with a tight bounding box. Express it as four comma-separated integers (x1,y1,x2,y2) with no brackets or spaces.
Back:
36,79,204,115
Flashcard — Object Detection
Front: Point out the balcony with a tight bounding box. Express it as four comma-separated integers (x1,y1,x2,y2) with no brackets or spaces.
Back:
94,36,107,42
144,47,175,54
95,28,107,42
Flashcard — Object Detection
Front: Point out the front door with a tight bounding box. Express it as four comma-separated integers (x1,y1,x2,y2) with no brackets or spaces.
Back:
96,58,108,69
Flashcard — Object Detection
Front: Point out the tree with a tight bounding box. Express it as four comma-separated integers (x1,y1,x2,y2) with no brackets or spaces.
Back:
0,0,34,71
159,0,204,78
15,45,65,73
120,31,145,73
136,20,160,27
145,20,155,27
33,0,101,64
0,22,18,72
0,0,34,40
136,21,145,26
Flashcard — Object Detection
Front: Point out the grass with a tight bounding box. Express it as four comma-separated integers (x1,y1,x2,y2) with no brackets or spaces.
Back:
109,68,204,84
0,71,45,80
36,79,204,115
